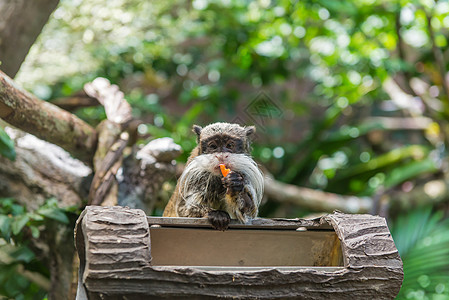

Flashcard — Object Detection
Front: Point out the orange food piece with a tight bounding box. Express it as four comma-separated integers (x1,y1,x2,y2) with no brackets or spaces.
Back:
219,164,231,177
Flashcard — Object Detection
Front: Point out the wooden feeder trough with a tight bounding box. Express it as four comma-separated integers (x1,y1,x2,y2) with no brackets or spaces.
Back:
75,206,403,299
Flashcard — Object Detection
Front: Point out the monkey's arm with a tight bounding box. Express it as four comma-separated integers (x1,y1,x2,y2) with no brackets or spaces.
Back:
177,193,231,231
222,172,258,223
240,186,258,216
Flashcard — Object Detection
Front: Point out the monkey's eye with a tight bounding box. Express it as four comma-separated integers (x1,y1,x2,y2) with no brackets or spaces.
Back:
226,142,234,149
208,143,218,150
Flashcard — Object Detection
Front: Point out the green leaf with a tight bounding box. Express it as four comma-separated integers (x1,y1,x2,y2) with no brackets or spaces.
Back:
0,198,14,213
10,204,25,216
336,145,430,180
384,158,438,188
29,226,40,239
0,215,11,242
326,122,385,143
10,246,35,263
28,213,44,222
0,127,16,161
392,208,449,299
37,208,69,224
11,215,30,235
361,158,438,196
392,207,440,257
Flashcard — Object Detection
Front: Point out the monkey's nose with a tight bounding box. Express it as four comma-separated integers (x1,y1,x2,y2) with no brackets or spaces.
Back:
215,154,223,163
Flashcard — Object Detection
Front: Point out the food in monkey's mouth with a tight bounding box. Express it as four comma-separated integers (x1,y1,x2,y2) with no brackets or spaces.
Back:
219,164,231,177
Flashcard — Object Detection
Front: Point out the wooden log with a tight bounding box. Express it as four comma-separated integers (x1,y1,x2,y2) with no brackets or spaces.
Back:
75,206,403,299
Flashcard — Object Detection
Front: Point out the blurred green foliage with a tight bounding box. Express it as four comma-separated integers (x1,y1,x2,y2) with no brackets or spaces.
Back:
5,0,449,298
392,207,449,299
16,0,448,197
0,127,15,161
0,198,75,298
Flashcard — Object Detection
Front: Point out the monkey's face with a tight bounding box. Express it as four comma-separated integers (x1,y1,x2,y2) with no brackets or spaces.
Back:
197,135,245,176
187,123,258,176
177,123,264,208
200,134,246,154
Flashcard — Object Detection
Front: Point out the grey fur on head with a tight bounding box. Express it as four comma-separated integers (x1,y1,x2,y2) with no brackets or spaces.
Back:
193,122,256,151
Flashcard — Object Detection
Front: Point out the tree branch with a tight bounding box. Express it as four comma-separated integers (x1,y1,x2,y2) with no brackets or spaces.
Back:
264,175,449,214
88,132,128,205
426,10,449,100
84,77,133,206
50,93,100,112
0,70,97,163
264,177,373,213
0,0,60,78
365,116,432,130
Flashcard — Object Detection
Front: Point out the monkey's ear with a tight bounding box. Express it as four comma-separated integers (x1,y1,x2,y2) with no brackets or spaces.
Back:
245,126,256,138
192,125,202,139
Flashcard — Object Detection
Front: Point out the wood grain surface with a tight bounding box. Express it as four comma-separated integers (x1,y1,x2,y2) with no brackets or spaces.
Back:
75,206,403,299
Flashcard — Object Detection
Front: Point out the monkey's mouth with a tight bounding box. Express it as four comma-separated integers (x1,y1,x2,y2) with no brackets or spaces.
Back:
212,164,223,175
198,153,234,175
213,163,232,176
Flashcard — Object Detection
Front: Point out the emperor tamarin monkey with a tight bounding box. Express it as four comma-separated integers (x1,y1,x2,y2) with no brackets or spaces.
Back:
163,122,264,230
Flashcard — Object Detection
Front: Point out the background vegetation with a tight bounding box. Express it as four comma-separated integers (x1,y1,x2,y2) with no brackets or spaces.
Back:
2,0,449,298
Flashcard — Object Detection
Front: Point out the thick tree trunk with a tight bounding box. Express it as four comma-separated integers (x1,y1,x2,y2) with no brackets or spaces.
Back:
0,71,97,163
0,0,60,78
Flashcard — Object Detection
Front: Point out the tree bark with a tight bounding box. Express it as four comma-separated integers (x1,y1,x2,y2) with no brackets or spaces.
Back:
0,71,97,163
0,0,60,78
0,127,91,209
118,137,181,215
51,93,100,112
84,77,134,206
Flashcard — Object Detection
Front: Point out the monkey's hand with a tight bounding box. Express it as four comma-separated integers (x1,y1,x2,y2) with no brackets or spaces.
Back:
240,191,256,216
222,171,255,224
207,210,231,231
222,171,244,196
